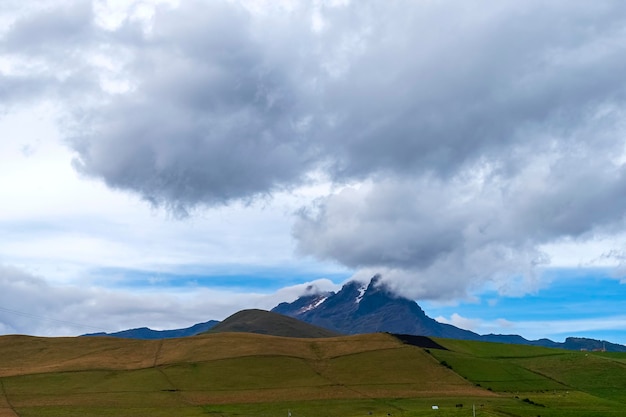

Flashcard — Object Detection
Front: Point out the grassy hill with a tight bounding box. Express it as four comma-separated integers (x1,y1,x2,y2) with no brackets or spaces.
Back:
206,309,341,338
0,332,624,416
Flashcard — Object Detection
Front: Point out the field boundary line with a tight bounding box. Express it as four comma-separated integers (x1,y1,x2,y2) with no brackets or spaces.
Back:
0,379,20,417
150,342,196,406
153,339,163,367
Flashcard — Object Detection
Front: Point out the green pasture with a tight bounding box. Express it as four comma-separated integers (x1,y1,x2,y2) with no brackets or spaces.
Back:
428,337,626,415
12,396,626,417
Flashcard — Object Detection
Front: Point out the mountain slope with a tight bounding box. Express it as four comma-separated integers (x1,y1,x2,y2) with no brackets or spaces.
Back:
273,276,626,352
81,277,626,352
273,275,479,340
207,309,341,338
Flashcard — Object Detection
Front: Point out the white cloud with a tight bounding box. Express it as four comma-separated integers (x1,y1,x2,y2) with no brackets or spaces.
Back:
0,106,342,285
0,264,337,336
435,313,481,333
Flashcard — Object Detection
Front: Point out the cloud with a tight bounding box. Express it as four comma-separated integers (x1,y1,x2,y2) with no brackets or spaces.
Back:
3,1,626,300
0,264,336,336
435,313,481,333
65,1,321,214
294,143,626,298
290,0,626,299
2,2,94,55
10,1,621,209
270,278,340,300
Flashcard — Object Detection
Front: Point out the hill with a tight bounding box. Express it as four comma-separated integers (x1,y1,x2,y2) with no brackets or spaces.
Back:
0,332,489,416
206,309,341,338
0,332,625,416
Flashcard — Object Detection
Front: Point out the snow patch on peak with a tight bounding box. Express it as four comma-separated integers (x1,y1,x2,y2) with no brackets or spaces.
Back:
298,296,328,313
313,296,328,308
355,285,367,304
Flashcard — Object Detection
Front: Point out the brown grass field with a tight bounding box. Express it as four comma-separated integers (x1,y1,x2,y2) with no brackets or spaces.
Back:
0,332,495,416
1,331,624,416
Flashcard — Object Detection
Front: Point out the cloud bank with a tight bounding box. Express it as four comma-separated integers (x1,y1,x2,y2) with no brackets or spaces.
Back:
0,264,339,336
2,0,626,299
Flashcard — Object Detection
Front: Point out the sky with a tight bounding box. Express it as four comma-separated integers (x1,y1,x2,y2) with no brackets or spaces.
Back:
1,0,626,343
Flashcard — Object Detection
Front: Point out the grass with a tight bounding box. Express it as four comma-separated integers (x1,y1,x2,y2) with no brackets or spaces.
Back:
430,337,626,402
0,332,626,416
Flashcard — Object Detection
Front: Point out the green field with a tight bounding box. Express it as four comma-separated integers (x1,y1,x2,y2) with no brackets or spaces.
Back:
0,332,625,416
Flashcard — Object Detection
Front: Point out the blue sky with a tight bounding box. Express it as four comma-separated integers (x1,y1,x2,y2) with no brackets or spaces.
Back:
1,0,626,343
423,268,626,344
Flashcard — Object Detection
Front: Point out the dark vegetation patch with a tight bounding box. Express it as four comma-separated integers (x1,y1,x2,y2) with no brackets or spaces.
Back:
391,334,448,350
521,397,545,407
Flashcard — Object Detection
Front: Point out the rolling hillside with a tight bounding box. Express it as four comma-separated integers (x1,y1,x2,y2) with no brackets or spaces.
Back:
0,332,487,417
0,331,625,416
206,309,341,338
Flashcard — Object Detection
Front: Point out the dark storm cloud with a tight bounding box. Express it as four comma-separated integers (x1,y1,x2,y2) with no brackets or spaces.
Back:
4,1,626,297
293,142,626,298
297,0,626,297
65,1,320,212
311,1,626,179
67,0,626,210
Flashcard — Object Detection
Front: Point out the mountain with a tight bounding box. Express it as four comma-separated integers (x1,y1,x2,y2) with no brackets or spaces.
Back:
206,309,341,338
82,275,626,352
273,275,478,340
481,334,626,352
272,275,626,352
82,320,219,339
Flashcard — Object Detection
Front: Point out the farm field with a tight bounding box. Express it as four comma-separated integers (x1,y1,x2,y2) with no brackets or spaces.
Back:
0,332,624,416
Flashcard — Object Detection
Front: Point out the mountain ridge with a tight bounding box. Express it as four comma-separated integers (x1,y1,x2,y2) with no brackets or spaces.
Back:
273,276,478,340
272,276,626,352
82,320,219,339
82,276,626,352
